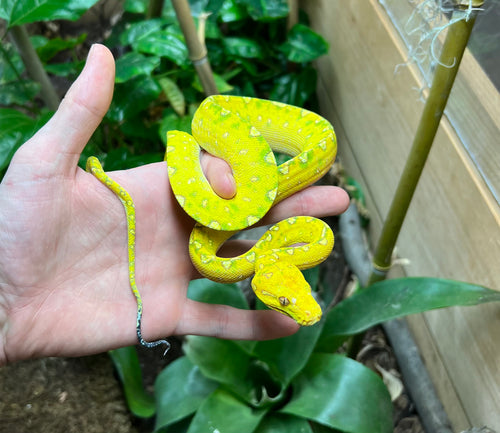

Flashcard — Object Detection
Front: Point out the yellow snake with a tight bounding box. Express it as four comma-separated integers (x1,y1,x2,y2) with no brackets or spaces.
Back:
87,95,337,348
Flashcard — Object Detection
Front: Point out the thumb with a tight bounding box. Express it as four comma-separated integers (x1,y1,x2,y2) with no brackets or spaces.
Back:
15,44,115,177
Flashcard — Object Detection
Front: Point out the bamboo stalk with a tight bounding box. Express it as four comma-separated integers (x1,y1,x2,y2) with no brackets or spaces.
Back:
171,0,218,96
146,0,164,19
347,4,481,358
287,0,299,30
9,25,60,111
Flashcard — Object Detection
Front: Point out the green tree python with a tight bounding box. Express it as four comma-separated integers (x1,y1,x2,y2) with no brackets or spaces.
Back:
86,95,337,350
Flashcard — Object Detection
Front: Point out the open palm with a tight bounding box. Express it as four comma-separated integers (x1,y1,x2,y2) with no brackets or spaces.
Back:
0,45,349,365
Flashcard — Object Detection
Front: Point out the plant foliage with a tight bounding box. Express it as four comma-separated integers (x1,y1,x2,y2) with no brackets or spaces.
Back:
0,0,328,177
2,2,499,432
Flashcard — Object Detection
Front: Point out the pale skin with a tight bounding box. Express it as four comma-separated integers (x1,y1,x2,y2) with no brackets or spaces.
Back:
0,44,349,366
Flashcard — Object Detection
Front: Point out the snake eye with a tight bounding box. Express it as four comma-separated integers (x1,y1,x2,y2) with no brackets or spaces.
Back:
279,296,290,306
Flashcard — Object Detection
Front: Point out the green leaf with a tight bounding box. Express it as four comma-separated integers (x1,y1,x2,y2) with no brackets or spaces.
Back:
269,67,317,107
255,414,313,433
0,42,25,82
187,388,267,433
107,75,161,122
0,108,39,170
108,346,155,418
134,28,189,66
115,52,160,83
0,0,100,27
43,60,84,77
0,80,40,105
218,0,248,22
103,148,162,171
119,18,167,46
280,24,329,63
223,37,265,59
187,279,249,309
159,111,193,144
253,312,324,386
34,33,87,62
154,356,218,431
124,0,147,13
192,72,234,95
282,354,392,433
158,77,186,116
184,336,255,401
237,0,289,21
319,277,500,346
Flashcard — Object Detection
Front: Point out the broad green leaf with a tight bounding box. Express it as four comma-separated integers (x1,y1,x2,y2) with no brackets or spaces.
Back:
255,414,313,433
158,77,186,116
282,354,392,433
119,18,167,46
0,108,40,170
269,67,317,107
102,148,163,171
223,37,265,59
119,115,161,142
280,24,329,63
124,0,147,13
115,52,160,83
107,75,161,122
187,279,249,309
183,336,255,401
253,321,324,386
108,346,155,418
134,28,189,66
319,277,500,349
33,33,87,62
192,72,234,94
237,0,289,21
154,356,218,430
0,0,100,27
159,111,193,144
0,80,40,105
0,42,25,82
187,388,267,433
218,0,248,22
43,60,84,77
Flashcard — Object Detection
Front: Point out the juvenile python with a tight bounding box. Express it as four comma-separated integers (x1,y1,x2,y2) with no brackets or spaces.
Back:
87,95,337,349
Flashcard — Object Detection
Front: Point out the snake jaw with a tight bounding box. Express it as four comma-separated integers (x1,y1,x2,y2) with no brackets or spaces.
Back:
251,261,322,326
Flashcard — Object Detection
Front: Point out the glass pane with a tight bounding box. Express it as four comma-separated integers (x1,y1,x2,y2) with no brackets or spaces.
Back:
469,1,500,91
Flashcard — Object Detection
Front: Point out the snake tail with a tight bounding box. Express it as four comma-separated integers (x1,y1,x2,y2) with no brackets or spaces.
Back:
86,157,170,353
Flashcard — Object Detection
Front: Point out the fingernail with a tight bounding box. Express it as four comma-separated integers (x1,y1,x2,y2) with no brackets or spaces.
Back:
226,173,236,198
87,44,97,60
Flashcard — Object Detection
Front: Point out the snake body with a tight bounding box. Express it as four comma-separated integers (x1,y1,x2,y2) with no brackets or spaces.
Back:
87,95,337,348
167,96,337,326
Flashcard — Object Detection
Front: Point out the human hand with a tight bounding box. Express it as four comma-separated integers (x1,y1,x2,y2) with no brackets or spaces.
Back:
0,44,349,365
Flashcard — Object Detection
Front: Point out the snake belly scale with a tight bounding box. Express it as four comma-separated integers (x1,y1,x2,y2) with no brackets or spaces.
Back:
87,95,337,348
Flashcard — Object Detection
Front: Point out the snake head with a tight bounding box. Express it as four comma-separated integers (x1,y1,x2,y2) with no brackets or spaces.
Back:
251,261,322,326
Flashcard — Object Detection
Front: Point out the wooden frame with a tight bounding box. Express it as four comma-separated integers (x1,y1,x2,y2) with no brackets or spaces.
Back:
302,0,500,430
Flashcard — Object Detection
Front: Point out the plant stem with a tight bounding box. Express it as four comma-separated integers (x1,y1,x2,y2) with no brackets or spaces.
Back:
347,6,480,359
8,25,60,111
171,0,218,96
146,0,164,19
287,0,299,30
